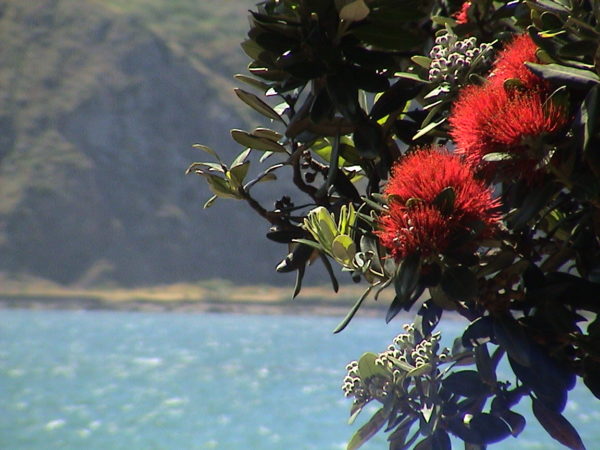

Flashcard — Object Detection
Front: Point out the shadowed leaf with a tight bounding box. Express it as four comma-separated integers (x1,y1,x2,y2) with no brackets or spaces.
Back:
532,397,586,450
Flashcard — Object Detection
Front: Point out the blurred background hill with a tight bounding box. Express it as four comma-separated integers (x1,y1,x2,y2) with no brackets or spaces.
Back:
0,0,302,287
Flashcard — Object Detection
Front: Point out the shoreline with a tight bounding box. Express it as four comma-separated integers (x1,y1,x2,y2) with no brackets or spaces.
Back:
0,295,468,324
0,295,389,318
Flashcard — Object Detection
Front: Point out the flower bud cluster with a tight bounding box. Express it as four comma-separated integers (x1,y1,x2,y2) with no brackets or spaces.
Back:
390,325,450,367
428,33,493,86
342,361,390,403
342,324,451,401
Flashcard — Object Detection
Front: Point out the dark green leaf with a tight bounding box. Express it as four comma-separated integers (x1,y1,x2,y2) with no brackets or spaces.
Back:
493,315,532,367
333,286,371,333
320,253,340,293
333,168,361,202
559,40,599,59
419,262,442,287
327,74,361,121
475,344,496,386
442,370,489,398
525,63,600,88
583,356,600,400
254,31,298,54
432,187,455,216
499,410,526,437
275,243,314,273
462,316,495,348
279,57,326,79
390,253,421,320
342,45,397,70
292,264,305,299
451,336,474,364
440,266,477,301
310,88,334,123
540,11,563,30
529,0,570,13
349,65,390,93
347,407,389,450
414,300,443,338
532,397,586,450
447,413,512,445
576,84,599,155
387,417,417,448
386,285,425,323
431,429,451,450
508,181,558,229
351,24,423,51
354,119,383,159
266,226,305,243
508,353,571,413
468,413,512,444
370,78,421,120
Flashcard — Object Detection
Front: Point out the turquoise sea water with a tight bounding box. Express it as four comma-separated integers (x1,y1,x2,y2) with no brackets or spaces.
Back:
1,309,599,449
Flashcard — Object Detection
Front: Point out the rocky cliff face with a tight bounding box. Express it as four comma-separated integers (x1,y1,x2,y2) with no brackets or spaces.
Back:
0,0,292,285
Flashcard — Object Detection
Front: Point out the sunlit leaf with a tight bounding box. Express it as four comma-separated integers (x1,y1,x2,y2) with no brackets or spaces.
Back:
234,88,285,122
227,161,250,188
203,195,218,209
339,0,370,22
230,129,287,152
234,74,270,93
205,174,240,199
332,234,357,266
192,143,222,162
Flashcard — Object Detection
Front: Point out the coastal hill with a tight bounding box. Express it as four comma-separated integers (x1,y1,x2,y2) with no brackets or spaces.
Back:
0,0,306,286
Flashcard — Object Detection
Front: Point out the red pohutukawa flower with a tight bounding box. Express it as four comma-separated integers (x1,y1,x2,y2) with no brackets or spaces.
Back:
454,1,472,25
449,82,568,177
377,147,500,261
489,34,546,91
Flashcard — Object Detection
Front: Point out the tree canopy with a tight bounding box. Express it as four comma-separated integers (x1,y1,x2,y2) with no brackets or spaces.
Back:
188,1,600,448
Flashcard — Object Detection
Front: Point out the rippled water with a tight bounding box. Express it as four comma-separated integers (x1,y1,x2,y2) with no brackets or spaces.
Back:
1,309,599,449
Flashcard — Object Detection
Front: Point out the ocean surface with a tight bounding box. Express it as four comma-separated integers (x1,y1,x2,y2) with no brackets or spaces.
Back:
1,309,599,449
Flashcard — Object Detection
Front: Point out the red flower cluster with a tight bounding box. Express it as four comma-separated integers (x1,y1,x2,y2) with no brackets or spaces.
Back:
450,83,566,175
377,147,500,261
454,1,472,25
489,34,546,90
449,34,567,178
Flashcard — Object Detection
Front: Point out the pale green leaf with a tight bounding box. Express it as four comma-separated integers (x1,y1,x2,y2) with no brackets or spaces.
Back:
234,88,284,122
339,0,370,22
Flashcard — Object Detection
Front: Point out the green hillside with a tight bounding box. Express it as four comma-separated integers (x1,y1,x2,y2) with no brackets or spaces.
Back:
0,0,300,287
100,0,249,75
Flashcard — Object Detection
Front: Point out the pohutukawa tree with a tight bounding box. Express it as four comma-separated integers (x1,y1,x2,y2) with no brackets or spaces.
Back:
188,0,600,448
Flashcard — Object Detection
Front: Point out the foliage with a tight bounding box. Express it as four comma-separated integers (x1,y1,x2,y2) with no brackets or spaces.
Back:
188,0,600,448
